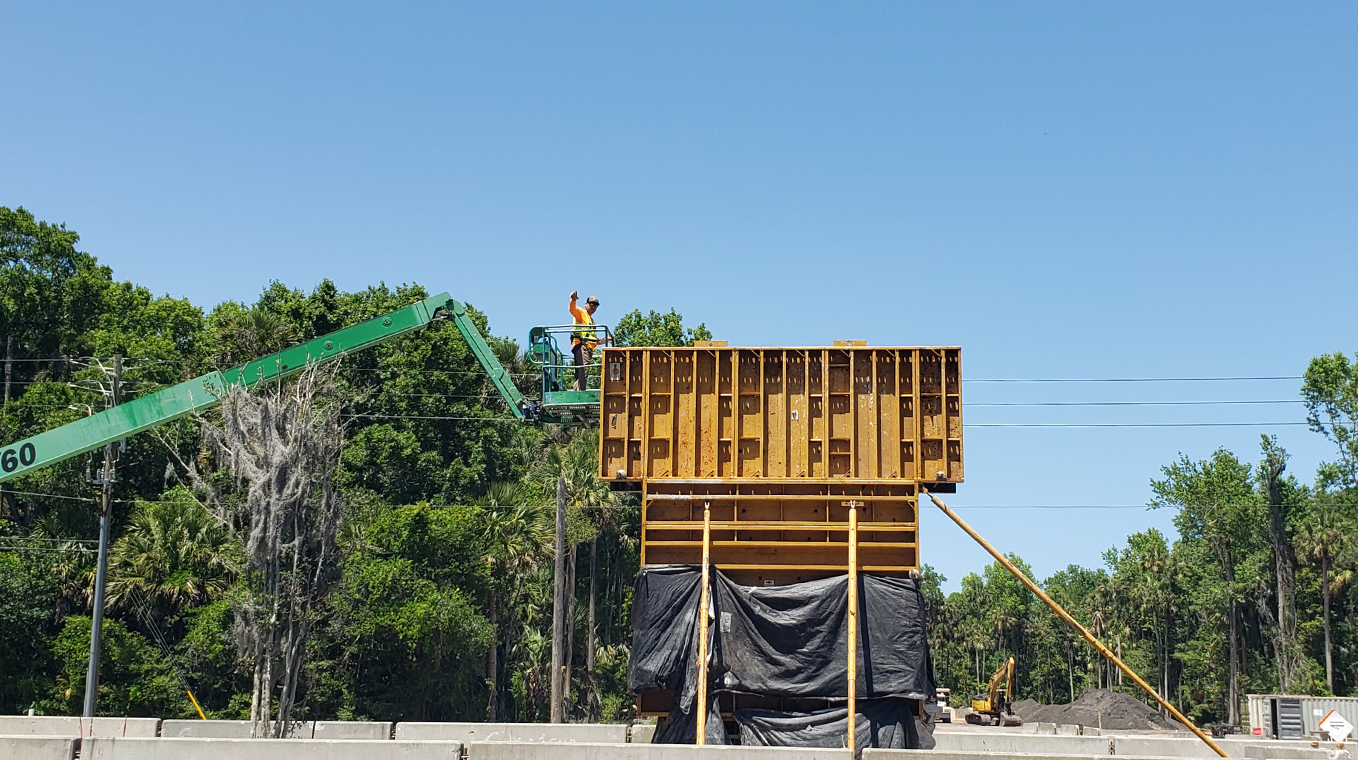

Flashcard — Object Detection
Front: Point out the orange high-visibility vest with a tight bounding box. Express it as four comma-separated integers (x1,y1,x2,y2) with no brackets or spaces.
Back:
569,297,597,347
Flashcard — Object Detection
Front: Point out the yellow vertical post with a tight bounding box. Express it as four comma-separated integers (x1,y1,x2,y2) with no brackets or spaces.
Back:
846,500,860,752
697,500,712,745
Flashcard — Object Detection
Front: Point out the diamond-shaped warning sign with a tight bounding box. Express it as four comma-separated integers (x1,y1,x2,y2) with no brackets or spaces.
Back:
1320,710,1352,742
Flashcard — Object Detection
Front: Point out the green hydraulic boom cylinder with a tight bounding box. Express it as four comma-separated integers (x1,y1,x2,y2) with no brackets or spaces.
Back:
0,292,530,484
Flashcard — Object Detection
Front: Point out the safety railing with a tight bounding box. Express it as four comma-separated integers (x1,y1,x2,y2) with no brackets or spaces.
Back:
527,324,613,397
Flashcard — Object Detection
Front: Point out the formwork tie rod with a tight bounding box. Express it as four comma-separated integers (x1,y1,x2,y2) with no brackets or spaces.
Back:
922,490,1229,759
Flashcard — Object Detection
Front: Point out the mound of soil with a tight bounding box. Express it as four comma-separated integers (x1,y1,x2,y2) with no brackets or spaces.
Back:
1013,688,1178,731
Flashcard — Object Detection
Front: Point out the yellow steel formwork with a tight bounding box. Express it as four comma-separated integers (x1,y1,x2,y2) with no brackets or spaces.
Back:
599,346,962,483
598,345,962,583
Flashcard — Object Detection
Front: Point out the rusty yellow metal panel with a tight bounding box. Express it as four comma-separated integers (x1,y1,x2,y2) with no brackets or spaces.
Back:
639,480,921,583
601,345,960,580
598,346,962,486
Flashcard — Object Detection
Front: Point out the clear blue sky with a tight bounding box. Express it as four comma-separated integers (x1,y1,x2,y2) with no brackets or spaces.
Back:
4,2,1355,591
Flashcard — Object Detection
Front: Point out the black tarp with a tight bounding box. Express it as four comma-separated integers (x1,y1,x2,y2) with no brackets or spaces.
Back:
735,698,918,749
629,566,935,747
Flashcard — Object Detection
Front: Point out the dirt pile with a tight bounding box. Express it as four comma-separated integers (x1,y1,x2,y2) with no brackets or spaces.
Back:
1013,688,1178,731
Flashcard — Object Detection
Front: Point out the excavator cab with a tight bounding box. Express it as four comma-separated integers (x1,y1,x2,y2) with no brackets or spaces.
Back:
527,323,611,425
966,657,1023,727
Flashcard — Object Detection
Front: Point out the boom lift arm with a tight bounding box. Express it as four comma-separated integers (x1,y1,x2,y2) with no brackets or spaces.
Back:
0,292,590,484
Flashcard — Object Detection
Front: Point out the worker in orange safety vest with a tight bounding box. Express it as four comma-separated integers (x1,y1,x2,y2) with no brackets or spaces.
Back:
568,291,601,391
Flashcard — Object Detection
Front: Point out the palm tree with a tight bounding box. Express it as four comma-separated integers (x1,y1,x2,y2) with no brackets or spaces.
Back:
214,309,297,368
1296,486,1352,693
478,482,553,720
105,492,238,622
529,430,614,716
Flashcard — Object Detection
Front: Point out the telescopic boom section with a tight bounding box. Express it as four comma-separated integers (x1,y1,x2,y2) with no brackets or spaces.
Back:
0,292,531,484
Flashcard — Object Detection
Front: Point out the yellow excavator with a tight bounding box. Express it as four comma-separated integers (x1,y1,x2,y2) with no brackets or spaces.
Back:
965,657,1023,726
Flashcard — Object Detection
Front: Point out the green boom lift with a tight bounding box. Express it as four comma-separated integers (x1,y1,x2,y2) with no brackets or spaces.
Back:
0,292,608,483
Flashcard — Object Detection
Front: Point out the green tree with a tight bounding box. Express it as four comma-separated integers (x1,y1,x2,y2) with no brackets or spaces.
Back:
0,550,61,712
1295,473,1352,694
46,616,184,717
1303,351,1358,490
316,505,494,720
1150,448,1258,723
612,308,712,347
478,482,553,720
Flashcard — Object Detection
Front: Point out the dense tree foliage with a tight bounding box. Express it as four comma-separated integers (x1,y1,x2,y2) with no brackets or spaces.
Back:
0,207,656,722
3,205,1356,729
613,308,712,347
928,434,1358,725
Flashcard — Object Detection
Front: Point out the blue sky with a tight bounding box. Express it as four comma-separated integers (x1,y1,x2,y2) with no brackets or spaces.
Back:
4,2,1355,591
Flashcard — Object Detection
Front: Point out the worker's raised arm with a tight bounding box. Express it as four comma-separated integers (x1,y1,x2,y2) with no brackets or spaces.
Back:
569,291,586,321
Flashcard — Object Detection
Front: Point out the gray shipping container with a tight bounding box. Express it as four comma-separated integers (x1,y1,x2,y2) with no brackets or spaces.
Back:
1248,694,1358,740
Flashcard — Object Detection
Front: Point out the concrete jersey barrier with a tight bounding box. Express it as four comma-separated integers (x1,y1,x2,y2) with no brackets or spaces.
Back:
870,752,1130,760
83,737,461,759
1117,736,1337,760
0,715,160,737
160,719,317,738
395,722,629,743
313,721,393,740
159,719,392,740
933,731,1114,755
927,731,1344,760
631,724,657,744
469,743,853,760
0,735,79,760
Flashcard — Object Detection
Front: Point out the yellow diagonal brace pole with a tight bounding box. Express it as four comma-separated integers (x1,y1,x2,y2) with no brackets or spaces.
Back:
186,689,207,721
922,490,1228,758
697,500,712,745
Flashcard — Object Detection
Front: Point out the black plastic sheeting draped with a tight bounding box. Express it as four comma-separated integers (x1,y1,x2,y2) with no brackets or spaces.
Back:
629,566,935,748
736,698,919,749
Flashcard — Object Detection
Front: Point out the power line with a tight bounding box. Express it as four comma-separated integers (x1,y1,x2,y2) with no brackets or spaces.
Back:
341,414,522,422
0,537,98,543
0,543,96,554
965,376,1302,383
966,421,1315,428
2,489,96,502
965,400,1304,407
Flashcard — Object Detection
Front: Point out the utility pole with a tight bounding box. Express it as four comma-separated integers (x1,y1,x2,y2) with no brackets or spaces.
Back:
2,336,11,515
83,354,121,720
4,336,12,405
550,476,566,723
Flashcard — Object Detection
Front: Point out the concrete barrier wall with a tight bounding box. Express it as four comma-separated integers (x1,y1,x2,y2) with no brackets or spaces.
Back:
84,737,461,759
929,731,1343,760
933,731,1114,755
160,720,317,738
0,735,78,760
631,724,657,744
469,742,852,760
313,721,393,740
870,752,1125,760
0,716,160,737
395,722,628,743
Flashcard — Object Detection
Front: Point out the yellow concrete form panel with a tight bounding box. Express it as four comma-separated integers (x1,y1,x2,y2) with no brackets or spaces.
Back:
599,346,962,487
